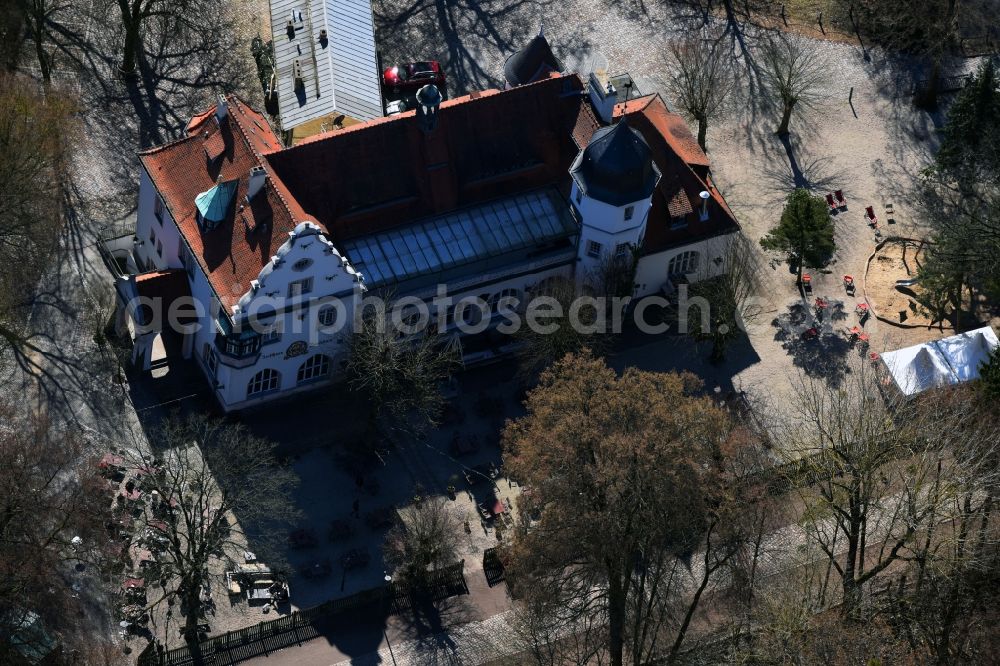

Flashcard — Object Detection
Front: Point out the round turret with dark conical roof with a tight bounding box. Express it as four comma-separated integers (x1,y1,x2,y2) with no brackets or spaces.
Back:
504,31,563,87
570,121,659,207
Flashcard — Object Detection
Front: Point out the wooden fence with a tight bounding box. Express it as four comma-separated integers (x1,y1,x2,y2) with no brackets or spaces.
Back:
137,560,467,666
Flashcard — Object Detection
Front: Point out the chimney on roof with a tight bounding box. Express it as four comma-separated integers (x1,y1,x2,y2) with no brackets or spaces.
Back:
415,84,442,133
588,70,616,124
215,95,228,122
246,166,266,202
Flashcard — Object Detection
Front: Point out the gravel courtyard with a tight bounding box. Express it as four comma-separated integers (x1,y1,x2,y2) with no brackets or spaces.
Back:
371,0,988,412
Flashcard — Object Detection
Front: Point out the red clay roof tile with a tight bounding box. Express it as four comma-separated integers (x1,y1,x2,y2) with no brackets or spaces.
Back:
616,94,739,254
140,97,304,311
144,81,738,309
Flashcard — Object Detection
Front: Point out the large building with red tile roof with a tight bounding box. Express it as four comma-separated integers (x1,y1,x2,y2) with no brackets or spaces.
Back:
111,36,740,412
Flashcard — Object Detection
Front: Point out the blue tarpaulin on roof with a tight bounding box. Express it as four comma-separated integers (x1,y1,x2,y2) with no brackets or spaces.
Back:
195,179,239,225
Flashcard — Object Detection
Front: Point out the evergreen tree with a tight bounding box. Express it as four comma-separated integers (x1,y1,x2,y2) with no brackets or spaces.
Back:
936,58,1000,184
760,189,836,284
979,344,1000,406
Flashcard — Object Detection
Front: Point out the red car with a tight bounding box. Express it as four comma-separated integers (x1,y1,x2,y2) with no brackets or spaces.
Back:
383,61,446,94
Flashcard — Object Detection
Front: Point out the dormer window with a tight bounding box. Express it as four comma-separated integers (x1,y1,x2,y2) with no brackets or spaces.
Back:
624,205,634,221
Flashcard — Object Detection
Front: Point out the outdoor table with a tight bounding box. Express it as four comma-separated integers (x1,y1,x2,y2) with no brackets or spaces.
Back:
849,326,862,335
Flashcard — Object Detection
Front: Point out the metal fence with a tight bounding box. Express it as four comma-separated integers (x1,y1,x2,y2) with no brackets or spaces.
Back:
137,560,467,666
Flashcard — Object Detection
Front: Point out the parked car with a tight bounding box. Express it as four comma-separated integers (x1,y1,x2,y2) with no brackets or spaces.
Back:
383,61,446,94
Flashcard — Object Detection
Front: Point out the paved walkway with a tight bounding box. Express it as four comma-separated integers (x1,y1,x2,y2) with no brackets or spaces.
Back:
245,573,511,666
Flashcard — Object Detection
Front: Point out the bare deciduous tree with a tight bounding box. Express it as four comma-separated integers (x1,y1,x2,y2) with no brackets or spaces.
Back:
503,351,772,666
515,277,609,379
346,300,461,445
785,360,1000,615
687,233,765,361
0,403,108,659
117,414,299,646
757,33,828,136
383,496,460,588
664,32,735,152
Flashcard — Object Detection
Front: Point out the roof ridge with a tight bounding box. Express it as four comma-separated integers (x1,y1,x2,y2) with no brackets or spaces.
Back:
271,73,576,155
138,131,201,156
221,95,307,226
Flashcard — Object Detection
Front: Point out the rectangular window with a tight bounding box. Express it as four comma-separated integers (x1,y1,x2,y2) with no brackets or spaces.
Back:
288,278,313,298
180,243,194,277
586,240,602,258
149,225,156,244
206,348,218,376
670,215,688,230
154,195,165,224
262,322,281,345
624,206,634,221
156,240,163,257
615,242,630,259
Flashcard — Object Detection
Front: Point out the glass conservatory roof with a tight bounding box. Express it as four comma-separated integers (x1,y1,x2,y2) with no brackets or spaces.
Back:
342,188,577,287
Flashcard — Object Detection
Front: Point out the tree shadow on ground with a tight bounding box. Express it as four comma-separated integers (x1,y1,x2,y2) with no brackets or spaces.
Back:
758,134,846,196
771,299,863,387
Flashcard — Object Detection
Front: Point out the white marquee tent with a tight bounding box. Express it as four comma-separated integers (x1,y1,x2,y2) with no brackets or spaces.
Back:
881,326,1000,397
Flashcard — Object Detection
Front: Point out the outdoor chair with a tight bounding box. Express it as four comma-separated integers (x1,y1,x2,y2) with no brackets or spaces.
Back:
865,206,878,226
835,190,847,209
826,193,837,212
885,202,896,224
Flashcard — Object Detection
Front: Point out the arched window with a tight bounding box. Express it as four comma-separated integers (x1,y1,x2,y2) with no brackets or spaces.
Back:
668,251,700,276
296,354,330,384
247,368,280,397
317,305,337,327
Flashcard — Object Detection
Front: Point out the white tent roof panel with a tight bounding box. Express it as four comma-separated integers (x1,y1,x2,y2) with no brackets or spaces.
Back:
881,326,1000,396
